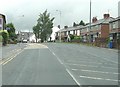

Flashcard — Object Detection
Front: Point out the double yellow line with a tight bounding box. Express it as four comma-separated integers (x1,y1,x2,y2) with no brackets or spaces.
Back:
0,48,24,66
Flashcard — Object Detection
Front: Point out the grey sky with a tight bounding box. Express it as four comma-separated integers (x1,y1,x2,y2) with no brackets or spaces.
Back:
0,0,120,32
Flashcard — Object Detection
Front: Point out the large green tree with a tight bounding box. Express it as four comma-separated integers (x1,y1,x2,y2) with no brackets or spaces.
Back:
33,10,54,42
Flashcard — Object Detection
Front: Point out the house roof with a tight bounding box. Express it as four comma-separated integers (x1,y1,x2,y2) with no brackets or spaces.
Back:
56,17,115,33
0,13,6,23
58,25,83,32
109,16,120,23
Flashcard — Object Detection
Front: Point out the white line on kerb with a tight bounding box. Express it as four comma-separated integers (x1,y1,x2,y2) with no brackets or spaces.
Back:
66,69,81,86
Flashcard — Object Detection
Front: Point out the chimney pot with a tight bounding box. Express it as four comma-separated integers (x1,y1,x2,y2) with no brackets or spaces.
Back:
104,14,110,19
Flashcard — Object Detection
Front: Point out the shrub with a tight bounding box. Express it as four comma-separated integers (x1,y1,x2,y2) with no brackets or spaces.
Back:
0,30,9,46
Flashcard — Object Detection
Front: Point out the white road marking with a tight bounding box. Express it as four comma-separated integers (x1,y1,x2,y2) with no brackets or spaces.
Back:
68,60,103,65
87,52,118,64
71,69,119,75
66,69,81,86
79,75,119,82
47,46,80,86
52,51,64,65
65,63,118,69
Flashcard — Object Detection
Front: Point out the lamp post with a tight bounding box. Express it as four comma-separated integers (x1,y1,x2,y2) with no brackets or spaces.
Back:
56,10,62,42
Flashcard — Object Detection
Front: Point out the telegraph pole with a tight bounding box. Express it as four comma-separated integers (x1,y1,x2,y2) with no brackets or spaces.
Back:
56,10,62,42
89,0,92,43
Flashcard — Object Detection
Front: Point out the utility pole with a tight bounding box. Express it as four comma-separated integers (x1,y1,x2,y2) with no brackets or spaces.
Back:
89,0,92,43
56,10,62,42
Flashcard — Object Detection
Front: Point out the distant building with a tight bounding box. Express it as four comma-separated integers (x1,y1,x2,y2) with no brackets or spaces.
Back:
118,1,120,16
48,27,60,41
17,32,34,42
0,14,6,30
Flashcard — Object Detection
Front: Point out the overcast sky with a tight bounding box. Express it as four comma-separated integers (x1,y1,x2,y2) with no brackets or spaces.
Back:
0,0,120,32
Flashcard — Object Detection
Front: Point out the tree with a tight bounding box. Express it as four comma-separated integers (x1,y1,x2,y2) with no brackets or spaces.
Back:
36,10,54,42
79,20,85,26
73,22,77,27
33,24,40,42
0,30,9,46
73,20,86,27
6,23,17,41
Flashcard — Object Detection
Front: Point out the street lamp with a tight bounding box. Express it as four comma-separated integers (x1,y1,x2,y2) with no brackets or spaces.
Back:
56,10,62,42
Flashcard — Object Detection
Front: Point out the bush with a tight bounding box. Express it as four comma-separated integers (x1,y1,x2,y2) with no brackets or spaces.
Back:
0,30,9,46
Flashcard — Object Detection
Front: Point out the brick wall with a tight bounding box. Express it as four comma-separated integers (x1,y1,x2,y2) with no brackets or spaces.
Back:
101,24,109,38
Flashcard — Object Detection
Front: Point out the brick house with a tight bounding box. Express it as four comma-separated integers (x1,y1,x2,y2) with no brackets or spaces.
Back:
56,26,82,42
56,14,114,44
81,14,114,42
109,16,120,48
0,14,6,30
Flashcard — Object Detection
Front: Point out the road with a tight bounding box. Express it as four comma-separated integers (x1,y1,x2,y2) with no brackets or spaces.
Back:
1,43,119,86
1,43,27,59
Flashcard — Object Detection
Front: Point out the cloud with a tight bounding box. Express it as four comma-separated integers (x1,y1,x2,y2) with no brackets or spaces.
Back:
0,0,119,32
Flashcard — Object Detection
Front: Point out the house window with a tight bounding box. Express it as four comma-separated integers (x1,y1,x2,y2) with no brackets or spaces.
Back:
113,22,117,29
0,18,2,24
73,30,75,34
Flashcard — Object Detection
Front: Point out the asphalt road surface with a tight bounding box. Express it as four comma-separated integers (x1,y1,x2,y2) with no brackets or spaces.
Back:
2,43,119,86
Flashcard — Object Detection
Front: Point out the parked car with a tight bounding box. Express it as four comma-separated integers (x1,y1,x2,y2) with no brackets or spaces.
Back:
22,39,27,43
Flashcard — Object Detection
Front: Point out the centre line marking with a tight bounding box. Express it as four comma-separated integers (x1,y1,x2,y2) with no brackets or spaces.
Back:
66,69,81,86
47,47,80,86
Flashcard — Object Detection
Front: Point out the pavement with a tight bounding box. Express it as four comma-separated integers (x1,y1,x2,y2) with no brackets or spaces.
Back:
1,43,119,86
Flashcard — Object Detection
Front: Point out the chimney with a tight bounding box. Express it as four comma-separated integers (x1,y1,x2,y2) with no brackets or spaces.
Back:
103,14,110,19
64,26,68,29
92,17,97,23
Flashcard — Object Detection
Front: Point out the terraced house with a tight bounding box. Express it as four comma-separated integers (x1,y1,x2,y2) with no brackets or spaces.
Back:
0,14,6,30
109,16,120,48
56,14,114,44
